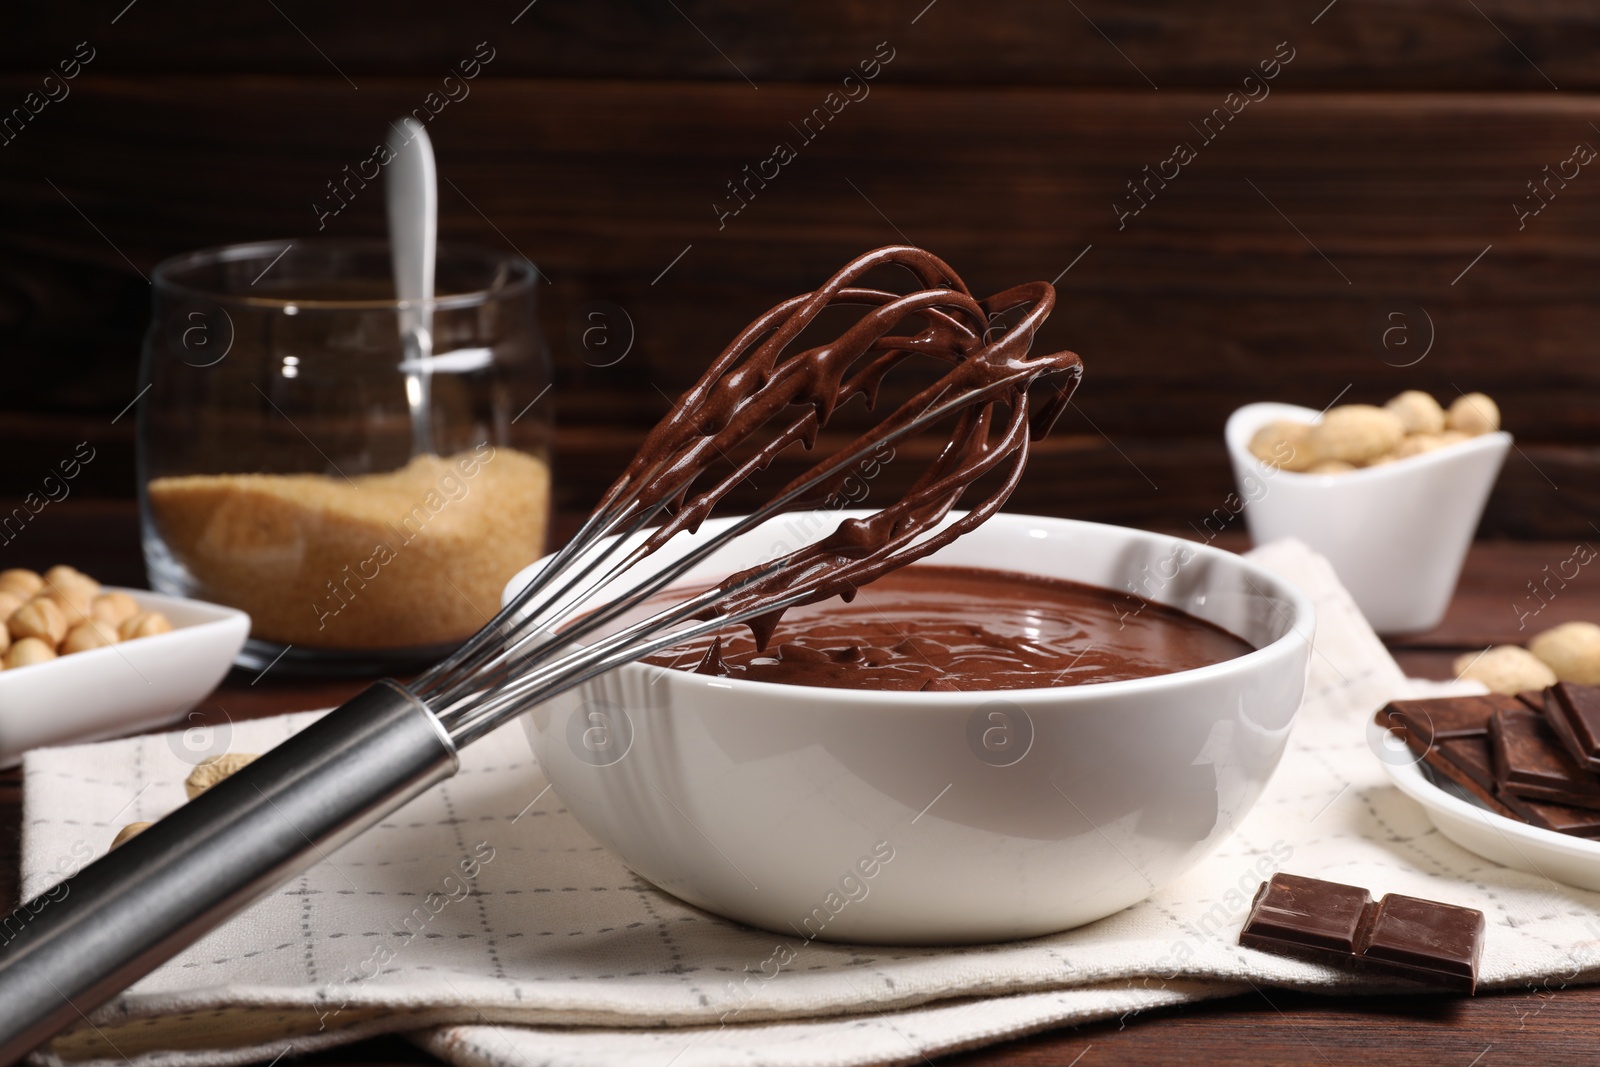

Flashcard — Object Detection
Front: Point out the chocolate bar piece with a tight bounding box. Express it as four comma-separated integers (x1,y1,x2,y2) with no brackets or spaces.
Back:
1240,872,1484,992
1438,736,1495,790
1541,683,1600,773
1375,695,1600,836
1489,706,1600,810
1394,717,1600,835
1377,694,1518,748
1374,699,1525,821
1431,738,1541,821
1520,799,1600,838
1358,892,1485,989
1238,871,1370,954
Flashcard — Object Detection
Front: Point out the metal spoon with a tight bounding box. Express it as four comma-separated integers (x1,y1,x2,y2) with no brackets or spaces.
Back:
386,116,437,456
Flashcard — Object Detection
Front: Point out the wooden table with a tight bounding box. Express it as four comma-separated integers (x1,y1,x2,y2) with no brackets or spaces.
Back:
4,502,1598,1066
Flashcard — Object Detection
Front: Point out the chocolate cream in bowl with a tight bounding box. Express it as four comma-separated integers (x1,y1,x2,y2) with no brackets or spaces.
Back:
641,564,1251,692
545,246,1244,695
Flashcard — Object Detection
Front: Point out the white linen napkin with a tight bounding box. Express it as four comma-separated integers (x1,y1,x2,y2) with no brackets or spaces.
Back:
20,539,1600,1067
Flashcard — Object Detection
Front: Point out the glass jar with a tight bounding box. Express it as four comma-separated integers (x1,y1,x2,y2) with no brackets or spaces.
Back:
138,239,553,674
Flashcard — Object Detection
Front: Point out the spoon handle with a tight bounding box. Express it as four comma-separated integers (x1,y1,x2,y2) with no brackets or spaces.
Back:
386,117,439,457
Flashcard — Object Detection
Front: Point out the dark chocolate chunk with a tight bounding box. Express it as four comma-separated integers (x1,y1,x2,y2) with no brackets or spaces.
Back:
1375,695,1600,838
1240,873,1484,993
1517,689,1548,714
1427,737,1534,822
1437,737,1498,792
1519,798,1600,838
1360,893,1485,989
1374,704,1525,820
1542,683,1600,773
1238,872,1369,954
1489,706,1600,810
1375,694,1525,753
1434,724,1600,834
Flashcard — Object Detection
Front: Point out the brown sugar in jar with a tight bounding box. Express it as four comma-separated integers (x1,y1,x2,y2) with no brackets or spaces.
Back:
145,445,549,649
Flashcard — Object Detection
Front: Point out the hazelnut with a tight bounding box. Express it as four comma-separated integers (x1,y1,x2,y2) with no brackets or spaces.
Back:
0,623,9,658
91,591,140,626
62,619,120,655
5,637,58,669
1249,420,1317,472
0,590,23,623
1446,393,1500,436
38,579,94,619
34,592,91,628
1528,622,1600,686
112,822,153,849
43,565,99,599
8,598,67,647
0,569,42,598
184,752,260,799
1395,433,1450,459
119,611,174,641
1454,645,1557,695
1310,405,1405,464
1385,391,1446,435
1308,459,1357,474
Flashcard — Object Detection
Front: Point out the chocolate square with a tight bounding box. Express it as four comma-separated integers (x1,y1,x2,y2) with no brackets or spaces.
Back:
1438,738,1497,792
1424,735,1531,821
1359,893,1485,992
1543,683,1600,774
1240,872,1371,954
1489,707,1600,810
1374,703,1520,819
1239,873,1484,993
1377,696,1503,749
1520,798,1600,838
1427,733,1600,835
1375,696,1600,837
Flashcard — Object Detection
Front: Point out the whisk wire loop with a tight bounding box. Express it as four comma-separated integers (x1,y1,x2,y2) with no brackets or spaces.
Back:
424,246,1082,744
430,362,1053,742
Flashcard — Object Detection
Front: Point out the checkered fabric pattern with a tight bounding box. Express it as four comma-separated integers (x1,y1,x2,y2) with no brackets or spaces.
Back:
21,540,1600,1067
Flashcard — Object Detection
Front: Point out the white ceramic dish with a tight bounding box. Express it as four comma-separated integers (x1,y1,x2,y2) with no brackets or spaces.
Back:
509,511,1314,944
0,588,249,768
1372,717,1600,892
1225,402,1510,635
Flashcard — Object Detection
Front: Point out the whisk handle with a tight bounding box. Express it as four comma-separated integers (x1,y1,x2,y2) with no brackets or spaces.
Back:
0,679,458,1063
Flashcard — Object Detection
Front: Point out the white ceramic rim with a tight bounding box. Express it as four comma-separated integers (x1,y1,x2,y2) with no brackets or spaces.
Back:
505,512,1317,708
1224,401,1513,485
1381,740,1600,865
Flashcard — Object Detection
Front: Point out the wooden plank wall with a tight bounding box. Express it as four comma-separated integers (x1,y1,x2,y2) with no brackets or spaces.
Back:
1,1,1597,537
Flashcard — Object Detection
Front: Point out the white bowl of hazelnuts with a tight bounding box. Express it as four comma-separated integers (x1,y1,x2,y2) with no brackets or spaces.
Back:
0,565,249,767
1226,391,1510,634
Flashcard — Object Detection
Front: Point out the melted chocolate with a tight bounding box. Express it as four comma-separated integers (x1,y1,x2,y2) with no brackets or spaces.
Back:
640,565,1251,691
583,246,1084,644
420,247,1083,704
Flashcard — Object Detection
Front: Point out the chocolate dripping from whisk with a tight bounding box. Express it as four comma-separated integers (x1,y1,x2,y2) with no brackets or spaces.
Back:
592,245,1084,648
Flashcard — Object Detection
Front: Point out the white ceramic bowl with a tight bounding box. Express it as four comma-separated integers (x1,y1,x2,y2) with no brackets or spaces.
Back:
1225,402,1510,635
509,512,1313,944
0,588,249,768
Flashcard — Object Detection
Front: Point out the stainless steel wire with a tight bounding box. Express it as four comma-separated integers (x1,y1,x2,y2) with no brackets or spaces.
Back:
427,368,1038,746
415,243,1083,746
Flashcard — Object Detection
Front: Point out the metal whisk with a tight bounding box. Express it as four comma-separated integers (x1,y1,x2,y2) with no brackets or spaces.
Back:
0,246,1082,1060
